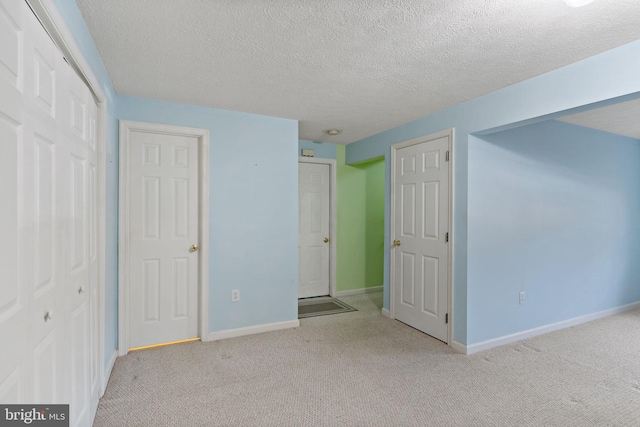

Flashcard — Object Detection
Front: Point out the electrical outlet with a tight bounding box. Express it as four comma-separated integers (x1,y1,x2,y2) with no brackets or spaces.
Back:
519,291,525,305
232,289,240,302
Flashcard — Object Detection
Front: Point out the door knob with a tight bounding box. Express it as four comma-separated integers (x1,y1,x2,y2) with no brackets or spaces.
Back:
393,240,401,246
190,244,199,253
44,311,53,322
78,286,85,294
323,237,329,243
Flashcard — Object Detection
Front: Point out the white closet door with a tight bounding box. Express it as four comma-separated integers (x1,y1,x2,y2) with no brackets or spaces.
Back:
0,1,100,425
0,0,70,405
63,52,94,427
0,0,30,404
24,2,71,406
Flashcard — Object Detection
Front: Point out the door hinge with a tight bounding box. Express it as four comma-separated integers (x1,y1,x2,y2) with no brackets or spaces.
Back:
445,313,448,324
445,151,450,162
445,232,449,243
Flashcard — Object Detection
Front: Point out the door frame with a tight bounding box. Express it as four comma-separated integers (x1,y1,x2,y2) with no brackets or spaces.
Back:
389,128,454,344
298,157,337,297
118,120,210,356
27,0,109,394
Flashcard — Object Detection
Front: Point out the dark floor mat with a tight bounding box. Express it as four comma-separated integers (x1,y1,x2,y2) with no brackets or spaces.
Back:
298,296,357,318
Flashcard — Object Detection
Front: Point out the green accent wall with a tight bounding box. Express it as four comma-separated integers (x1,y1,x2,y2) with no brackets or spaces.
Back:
363,158,385,288
336,145,385,292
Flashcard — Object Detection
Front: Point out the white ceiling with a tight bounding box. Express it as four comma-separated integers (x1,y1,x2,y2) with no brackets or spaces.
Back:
75,0,640,144
557,98,640,140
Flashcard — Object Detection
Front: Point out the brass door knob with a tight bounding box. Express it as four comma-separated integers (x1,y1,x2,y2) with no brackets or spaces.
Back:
190,244,199,253
323,237,329,243
393,240,401,246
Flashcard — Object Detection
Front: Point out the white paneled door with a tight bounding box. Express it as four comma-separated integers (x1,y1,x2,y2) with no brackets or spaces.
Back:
126,128,200,350
0,0,100,425
299,162,331,298
393,134,450,343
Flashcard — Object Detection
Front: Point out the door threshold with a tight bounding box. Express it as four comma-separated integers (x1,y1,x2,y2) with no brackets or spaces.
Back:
129,337,200,352
298,294,331,300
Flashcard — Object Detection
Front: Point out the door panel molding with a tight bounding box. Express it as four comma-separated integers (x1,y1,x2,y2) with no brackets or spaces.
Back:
119,120,210,355
298,157,337,297
390,128,454,345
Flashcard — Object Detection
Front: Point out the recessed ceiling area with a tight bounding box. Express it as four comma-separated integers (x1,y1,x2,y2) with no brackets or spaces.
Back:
75,0,640,144
557,98,640,140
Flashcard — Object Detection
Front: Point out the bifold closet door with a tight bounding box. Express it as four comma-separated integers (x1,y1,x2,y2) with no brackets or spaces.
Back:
0,0,99,425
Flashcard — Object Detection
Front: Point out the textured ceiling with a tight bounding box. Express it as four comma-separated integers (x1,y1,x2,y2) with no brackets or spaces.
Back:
558,98,640,140
76,0,640,144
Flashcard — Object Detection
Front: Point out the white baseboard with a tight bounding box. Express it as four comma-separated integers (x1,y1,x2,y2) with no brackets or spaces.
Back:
101,349,118,396
381,308,390,318
334,286,383,298
205,319,300,342
466,300,640,355
449,340,467,354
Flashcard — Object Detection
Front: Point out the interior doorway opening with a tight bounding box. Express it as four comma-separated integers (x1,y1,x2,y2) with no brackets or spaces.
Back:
334,145,385,303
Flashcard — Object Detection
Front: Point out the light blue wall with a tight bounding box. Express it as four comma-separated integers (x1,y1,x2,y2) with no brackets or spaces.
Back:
50,0,640,350
468,120,640,344
298,139,337,159
118,96,299,332
346,40,640,345
52,0,119,369
54,1,299,355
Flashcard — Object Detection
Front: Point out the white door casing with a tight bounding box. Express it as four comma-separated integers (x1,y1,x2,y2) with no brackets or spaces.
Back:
0,0,104,424
119,121,210,354
391,130,453,343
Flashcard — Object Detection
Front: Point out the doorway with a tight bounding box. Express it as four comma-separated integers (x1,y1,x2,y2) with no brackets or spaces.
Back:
298,158,336,298
390,129,453,343
118,121,210,354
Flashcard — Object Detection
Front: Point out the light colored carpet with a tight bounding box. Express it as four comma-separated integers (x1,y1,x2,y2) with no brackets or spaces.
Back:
95,292,640,426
